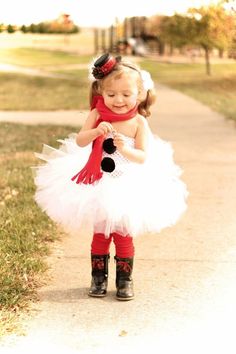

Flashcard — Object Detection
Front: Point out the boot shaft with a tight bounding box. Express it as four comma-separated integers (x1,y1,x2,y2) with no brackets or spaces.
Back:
115,256,134,282
88,254,110,297
91,254,110,277
114,256,134,301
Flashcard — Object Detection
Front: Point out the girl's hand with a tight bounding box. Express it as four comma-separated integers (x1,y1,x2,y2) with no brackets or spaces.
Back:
96,122,114,136
113,133,126,152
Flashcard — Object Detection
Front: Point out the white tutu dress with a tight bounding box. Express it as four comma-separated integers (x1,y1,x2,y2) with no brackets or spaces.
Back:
33,127,188,238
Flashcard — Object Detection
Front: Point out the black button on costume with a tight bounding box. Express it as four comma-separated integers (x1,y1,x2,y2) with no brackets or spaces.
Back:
101,138,117,173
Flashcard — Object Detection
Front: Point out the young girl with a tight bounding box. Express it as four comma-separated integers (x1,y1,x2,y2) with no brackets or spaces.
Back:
34,53,188,301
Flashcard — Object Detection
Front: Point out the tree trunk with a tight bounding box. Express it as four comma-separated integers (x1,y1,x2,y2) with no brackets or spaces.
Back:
158,40,165,55
219,48,224,58
204,47,211,76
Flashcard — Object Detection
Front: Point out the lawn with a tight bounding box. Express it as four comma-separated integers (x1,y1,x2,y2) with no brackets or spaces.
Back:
140,60,236,121
0,48,235,121
0,71,89,110
0,122,79,335
0,47,92,67
0,48,92,110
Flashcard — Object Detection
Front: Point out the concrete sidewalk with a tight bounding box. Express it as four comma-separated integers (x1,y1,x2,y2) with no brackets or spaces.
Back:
1,84,236,354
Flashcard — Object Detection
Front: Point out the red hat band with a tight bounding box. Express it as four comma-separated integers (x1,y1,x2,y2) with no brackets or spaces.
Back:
100,56,117,74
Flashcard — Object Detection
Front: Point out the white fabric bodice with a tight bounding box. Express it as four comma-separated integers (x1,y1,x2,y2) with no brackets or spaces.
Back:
102,133,135,178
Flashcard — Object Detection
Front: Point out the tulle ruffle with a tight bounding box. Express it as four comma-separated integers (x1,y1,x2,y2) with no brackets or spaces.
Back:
33,132,188,237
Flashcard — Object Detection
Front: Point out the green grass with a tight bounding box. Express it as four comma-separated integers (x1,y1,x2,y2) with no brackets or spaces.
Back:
0,48,92,111
0,47,92,67
0,122,79,335
0,71,89,110
140,60,236,121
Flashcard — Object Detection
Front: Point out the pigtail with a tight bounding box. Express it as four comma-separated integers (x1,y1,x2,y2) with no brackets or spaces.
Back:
138,88,156,118
89,81,100,108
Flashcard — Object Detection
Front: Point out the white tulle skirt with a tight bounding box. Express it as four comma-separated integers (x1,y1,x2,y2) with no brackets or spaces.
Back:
33,130,188,238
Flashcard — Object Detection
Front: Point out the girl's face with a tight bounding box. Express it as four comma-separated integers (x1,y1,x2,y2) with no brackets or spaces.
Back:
102,72,139,114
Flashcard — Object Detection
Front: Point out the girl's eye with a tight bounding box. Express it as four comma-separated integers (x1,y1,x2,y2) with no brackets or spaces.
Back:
108,94,115,97
124,94,130,97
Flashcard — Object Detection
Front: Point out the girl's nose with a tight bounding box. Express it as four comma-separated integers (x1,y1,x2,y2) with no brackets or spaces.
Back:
114,95,123,103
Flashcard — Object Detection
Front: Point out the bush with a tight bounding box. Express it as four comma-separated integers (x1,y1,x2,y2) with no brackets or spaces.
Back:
20,20,80,34
7,24,16,33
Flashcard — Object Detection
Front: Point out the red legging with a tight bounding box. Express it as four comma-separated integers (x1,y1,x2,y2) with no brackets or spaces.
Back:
91,232,135,258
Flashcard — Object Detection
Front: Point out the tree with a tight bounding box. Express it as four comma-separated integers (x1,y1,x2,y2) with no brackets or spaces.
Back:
159,14,199,55
29,23,38,33
7,24,15,33
148,14,200,55
187,4,235,75
20,25,28,33
154,4,235,75
20,15,79,34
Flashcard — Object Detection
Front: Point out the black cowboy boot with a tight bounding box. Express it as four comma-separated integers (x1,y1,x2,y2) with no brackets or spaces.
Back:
88,254,110,297
115,256,134,301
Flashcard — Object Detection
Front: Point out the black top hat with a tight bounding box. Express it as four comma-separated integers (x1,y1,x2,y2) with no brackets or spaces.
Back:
94,53,110,68
92,53,119,79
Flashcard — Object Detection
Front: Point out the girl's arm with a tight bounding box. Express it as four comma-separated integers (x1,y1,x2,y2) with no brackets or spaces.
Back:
76,109,113,147
113,116,148,164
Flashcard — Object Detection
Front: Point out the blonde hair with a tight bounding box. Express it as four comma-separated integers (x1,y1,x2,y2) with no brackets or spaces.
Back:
89,59,156,118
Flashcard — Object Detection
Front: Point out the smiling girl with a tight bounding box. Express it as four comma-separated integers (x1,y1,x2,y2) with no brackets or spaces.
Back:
34,53,188,301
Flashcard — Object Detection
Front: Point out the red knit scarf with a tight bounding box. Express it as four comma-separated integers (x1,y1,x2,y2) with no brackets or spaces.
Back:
71,95,138,185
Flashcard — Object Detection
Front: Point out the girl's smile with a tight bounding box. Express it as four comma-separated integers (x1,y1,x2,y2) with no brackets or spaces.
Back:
102,73,139,114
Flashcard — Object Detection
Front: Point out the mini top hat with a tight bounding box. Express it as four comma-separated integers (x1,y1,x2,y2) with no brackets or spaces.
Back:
92,53,118,79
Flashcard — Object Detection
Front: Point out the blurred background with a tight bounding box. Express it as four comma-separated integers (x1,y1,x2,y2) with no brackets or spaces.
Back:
0,0,235,115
